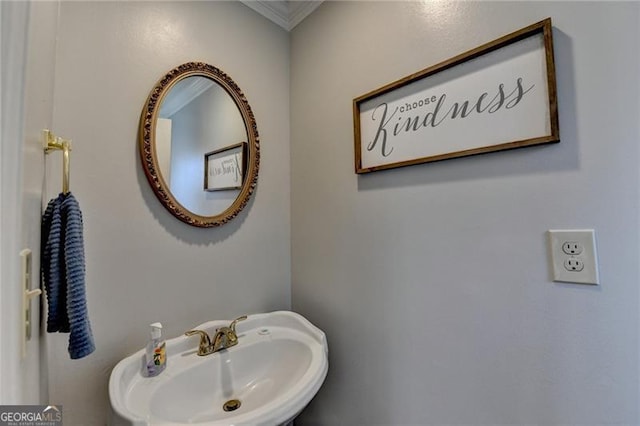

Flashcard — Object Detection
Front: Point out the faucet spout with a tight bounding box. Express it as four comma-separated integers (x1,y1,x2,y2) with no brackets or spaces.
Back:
185,329,214,356
211,329,231,352
185,315,248,356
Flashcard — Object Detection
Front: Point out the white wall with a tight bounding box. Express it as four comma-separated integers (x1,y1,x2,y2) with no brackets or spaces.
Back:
0,0,58,405
0,0,31,403
22,0,60,404
291,2,640,425
44,2,290,423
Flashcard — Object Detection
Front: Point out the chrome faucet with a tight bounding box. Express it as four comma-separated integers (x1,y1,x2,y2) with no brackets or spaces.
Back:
185,315,247,356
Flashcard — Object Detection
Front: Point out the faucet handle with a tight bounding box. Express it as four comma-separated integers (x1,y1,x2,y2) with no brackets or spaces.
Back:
229,315,247,334
185,329,212,356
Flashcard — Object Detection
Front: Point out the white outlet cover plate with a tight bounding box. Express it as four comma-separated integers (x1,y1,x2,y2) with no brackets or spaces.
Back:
548,229,599,285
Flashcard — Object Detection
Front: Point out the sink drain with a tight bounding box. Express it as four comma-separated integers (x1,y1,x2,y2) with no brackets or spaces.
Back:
223,399,241,412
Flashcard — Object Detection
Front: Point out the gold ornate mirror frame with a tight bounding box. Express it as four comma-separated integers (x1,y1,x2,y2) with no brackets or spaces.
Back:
139,62,260,227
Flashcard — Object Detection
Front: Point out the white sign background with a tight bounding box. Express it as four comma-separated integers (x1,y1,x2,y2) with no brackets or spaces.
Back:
205,147,244,191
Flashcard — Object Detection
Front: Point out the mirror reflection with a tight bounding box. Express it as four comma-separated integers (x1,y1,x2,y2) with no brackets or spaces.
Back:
139,62,259,228
157,76,246,217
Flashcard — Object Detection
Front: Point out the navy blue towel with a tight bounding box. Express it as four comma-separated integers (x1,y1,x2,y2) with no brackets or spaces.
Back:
41,192,95,359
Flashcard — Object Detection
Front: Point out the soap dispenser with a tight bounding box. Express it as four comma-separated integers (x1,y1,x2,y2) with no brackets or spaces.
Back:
145,322,166,377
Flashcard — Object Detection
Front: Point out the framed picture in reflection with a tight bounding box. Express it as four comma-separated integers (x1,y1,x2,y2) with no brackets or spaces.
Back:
204,142,247,191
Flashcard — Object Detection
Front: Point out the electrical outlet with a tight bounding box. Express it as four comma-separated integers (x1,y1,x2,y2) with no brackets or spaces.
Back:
562,241,583,255
563,257,584,272
548,229,599,285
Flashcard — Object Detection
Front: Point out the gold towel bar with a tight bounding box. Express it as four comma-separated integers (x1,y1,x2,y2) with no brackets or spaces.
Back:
43,129,72,194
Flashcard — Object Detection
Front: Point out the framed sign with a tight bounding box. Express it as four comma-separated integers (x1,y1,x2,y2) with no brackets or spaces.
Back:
354,18,559,174
204,142,247,191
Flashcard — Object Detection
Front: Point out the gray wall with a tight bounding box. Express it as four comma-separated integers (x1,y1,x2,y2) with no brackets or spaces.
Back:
291,2,640,425
44,2,290,423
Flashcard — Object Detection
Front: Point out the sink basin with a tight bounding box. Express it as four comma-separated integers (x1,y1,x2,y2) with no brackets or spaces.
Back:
109,311,328,426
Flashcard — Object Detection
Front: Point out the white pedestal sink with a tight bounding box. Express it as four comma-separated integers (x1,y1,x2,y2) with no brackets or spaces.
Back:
109,311,328,426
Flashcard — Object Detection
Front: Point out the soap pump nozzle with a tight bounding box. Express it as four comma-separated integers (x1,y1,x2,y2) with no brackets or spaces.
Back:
150,322,162,339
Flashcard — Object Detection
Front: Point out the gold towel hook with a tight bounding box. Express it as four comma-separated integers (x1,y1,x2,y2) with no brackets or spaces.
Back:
43,129,72,194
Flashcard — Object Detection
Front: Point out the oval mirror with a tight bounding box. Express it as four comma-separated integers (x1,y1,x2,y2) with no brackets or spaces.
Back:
139,62,259,227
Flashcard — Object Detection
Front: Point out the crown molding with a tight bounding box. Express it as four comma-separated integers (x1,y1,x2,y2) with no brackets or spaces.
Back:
288,1,323,29
240,1,323,31
159,77,214,118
